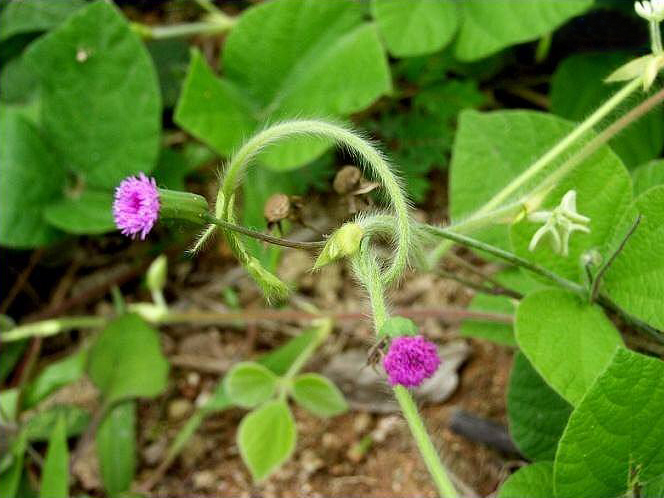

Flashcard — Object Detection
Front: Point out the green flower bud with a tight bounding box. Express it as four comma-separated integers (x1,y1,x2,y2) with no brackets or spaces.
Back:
158,189,209,226
313,223,364,270
246,256,291,303
146,255,168,294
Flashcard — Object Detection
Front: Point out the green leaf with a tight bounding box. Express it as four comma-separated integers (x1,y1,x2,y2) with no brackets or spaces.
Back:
460,268,543,346
0,340,26,384
454,0,592,61
603,186,664,330
378,316,419,340
224,362,278,409
0,106,65,248
0,432,26,498
498,462,554,498
257,328,319,377
450,110,631,282
554,349,664,498
0,0,84,41
551,53,664,168
24,405,90,442
24,0,160,188
515,289,623,406
176,0,390,170
238,400,296,482
507,353,572,461
371,0,457,57
0,53,38,104
44,190,114,235
23,348,87,409
0,388,18,423
291,373,348,418
87,314,169,404
632,160,664,197
96,401,136,497
146,38,189,109
39,415,68,498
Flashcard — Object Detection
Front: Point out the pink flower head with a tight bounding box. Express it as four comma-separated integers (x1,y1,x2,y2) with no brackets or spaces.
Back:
113,173,160,240
383,336,440,388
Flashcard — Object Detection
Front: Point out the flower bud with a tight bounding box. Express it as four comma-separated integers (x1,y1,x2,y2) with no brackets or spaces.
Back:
313,222,364,270
146,255,167,294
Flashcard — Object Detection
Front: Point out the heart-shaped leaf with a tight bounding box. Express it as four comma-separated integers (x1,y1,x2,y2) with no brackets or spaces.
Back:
554,349,664,497
515,289,623,406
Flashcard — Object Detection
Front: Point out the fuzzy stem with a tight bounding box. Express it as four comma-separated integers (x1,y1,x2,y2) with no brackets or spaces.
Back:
208,120,412,287
394,386,459,498
428,77,642,265
353,247,457,498
651,20,663,54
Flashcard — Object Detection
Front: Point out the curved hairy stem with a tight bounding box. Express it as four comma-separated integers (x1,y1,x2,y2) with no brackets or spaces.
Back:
202,120,412,299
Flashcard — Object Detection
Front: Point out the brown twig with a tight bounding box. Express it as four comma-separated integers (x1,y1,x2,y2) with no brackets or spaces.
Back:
1,249,44,314
590,214,642,303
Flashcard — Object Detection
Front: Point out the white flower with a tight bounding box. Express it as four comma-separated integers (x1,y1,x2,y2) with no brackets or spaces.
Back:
528,190,590,257
635,0,664,22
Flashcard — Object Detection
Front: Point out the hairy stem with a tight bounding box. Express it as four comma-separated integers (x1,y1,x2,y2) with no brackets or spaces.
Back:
428,77,643,265
394,386,459,498
353,248,458,498
202,212,325,250
207,119,412,287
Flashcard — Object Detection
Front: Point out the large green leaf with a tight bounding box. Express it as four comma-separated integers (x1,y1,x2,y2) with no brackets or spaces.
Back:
515,289,623,406
498,462,554,498
632,159,664,197
0,107,65,248
238,400,296,482
39,415,68,498
450,110,631,282
291,373,348,418
551,53,664,168
175,0,390,170
0,0,84,41
87,314,169,404
24,0,160,188
507,353,572,461
44,190,114,235
371,0,458,57
602,186,664,330
454,0,592,61
554,349,664,498
96,401,136,497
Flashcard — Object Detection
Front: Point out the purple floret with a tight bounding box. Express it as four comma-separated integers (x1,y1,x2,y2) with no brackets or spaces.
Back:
383,336,440,388
113,173,160,240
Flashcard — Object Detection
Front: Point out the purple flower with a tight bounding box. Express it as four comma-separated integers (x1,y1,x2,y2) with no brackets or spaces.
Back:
113,173,160,240
383,336,440,388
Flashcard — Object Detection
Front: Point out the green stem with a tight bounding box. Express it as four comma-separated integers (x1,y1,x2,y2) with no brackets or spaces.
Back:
428,77,642,265
132,13,235,40
283,319,333,381
394,386,459,498
201,212,325,250
1,316,106,342
651,20,663,55
422,225,585,295
353,248,457,498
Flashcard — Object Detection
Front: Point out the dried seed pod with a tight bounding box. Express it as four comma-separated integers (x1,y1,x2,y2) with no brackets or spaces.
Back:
333,165,362,195
263,193,291,223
